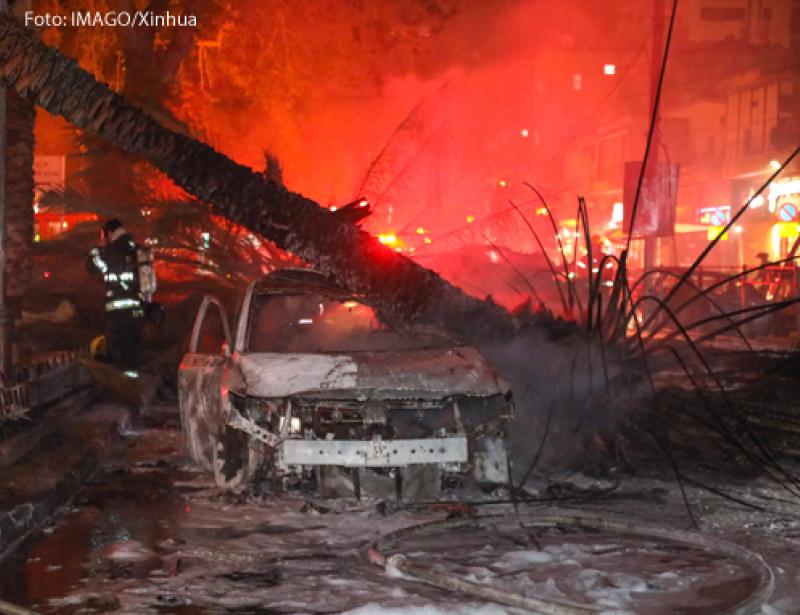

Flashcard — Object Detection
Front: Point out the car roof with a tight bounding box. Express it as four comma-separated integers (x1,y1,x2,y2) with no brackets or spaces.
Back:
254,268,356,299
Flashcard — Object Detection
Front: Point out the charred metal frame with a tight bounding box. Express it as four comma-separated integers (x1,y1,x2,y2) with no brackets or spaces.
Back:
223,390,508,473
181,269,514,487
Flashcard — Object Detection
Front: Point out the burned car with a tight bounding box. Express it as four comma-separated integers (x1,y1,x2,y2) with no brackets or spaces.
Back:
179,269,513,500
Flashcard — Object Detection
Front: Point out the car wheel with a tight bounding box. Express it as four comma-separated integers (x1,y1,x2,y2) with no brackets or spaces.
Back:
212,425,263,489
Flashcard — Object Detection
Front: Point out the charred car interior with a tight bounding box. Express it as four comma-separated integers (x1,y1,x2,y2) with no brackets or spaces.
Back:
179,269,513,500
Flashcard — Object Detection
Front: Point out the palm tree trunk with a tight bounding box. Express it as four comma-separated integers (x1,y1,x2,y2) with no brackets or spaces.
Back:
0,14,524,343
5,88,34,299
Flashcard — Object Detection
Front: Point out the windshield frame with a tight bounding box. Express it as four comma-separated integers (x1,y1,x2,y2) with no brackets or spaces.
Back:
244,289,455,354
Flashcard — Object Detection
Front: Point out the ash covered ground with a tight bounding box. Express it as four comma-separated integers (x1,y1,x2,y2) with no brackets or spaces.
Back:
1,403,798,615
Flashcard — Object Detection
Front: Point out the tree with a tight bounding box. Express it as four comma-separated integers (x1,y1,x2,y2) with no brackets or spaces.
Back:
0,13,527,343
34,0,224,230
0,0,35,306
5,86,34,299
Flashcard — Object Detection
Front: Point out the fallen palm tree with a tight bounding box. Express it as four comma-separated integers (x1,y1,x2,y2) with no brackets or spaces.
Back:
0,13,528,344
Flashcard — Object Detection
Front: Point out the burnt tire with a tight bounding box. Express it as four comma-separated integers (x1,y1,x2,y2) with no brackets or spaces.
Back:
212,425,263,490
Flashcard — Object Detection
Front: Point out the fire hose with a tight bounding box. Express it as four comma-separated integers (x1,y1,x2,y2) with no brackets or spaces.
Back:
366,511,774,615
0,599,38,615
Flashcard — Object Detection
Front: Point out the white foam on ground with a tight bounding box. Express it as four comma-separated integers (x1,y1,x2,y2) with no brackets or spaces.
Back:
494,549,554,569
339,604,509,615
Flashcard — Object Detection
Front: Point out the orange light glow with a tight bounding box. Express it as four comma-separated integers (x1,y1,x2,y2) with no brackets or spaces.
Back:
707,226,728,241
497,180,507,187
34,211,98,242
424,237,432,244
415,227,426,234
535,207,548,216
466,215,475,224
378,233,398,245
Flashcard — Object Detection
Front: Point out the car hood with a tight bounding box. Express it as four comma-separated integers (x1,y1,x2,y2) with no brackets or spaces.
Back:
236,347,509,399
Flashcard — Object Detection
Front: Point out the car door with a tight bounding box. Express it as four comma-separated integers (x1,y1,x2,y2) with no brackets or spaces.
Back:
179,296,232,471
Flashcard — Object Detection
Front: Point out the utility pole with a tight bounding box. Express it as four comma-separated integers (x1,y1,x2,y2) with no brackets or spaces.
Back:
642,0,665,286
0,0,10,382
644,0,665,276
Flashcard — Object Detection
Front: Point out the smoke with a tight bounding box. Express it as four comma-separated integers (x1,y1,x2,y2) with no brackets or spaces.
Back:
175,0,651,235
478,324,649,483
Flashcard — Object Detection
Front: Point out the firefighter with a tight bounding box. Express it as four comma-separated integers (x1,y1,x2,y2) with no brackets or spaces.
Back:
86,218,144,378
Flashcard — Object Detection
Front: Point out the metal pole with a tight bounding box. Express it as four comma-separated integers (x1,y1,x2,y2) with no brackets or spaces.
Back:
0,0,10,383
644,0,665,279
650,0,665,162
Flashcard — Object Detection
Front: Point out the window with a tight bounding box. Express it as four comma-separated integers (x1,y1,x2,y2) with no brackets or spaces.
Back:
197,306,227,355
248,293,451,353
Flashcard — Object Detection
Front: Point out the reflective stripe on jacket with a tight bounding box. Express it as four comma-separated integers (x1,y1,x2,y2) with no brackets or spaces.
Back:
87,233,143,314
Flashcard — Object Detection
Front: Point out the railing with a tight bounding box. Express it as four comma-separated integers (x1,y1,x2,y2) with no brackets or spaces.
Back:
10,350,82,383
658,265,797,306
0,350,92,425
0,383,29,422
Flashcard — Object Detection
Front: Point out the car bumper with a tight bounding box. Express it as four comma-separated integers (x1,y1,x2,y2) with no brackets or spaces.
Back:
276,436,468,469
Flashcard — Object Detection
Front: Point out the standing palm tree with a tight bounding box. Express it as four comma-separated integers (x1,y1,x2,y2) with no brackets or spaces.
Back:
2,0,36,370
5,88,33,300
0,13,537,345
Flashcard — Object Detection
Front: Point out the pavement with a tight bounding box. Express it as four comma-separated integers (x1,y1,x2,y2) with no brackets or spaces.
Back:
0,402,124,559
0,369,162,560
0,417,795,614
0,372,799,613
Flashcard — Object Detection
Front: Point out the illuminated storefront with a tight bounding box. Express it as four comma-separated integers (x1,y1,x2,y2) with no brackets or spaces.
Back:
766,178,800,259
